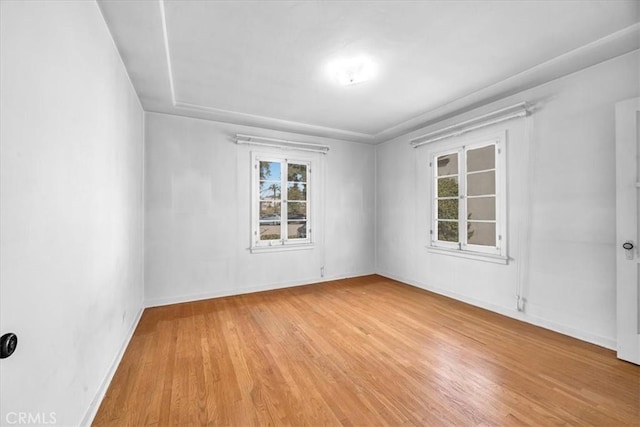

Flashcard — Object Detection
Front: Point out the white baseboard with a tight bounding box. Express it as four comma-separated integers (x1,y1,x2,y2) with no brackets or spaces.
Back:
377,270,616,351
144,271,375,308
80,305,145,426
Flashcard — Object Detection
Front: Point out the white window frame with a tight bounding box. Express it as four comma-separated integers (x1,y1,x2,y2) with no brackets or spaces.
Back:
428,131,508,263
251,152,313,253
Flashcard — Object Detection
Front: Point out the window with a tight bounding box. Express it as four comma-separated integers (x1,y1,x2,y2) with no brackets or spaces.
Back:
252,153,312,250
430,134,506,260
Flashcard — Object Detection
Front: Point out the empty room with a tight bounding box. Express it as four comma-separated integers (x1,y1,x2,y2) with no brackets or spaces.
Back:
1,0,639,425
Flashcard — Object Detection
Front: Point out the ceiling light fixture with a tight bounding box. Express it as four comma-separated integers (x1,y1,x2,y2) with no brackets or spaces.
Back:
327,55,375,86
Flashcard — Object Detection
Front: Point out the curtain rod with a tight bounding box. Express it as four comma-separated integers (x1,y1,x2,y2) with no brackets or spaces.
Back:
410,102,530,148
236,134,330,154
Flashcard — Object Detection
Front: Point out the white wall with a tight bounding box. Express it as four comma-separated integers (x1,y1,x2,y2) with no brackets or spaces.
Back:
1,2,633,423
144,112,375,305
376,51,640,349
0,2,144,426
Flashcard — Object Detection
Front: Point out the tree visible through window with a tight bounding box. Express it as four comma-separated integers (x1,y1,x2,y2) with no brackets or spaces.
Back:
432,138,504,256
255,156,310,247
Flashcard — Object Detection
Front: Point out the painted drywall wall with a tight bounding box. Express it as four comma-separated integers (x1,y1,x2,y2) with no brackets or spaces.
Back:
144,113,375,305
0,2,144,426
376,51,640,349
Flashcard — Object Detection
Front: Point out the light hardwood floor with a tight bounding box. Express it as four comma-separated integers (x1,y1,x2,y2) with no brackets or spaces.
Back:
93,275,639,426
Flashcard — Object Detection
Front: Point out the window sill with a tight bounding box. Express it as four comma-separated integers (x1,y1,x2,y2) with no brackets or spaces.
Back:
250,243,315,254
426,246,508,264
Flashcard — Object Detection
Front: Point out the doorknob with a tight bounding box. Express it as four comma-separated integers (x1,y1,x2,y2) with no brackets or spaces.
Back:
0,333,18,359
623,241,635,260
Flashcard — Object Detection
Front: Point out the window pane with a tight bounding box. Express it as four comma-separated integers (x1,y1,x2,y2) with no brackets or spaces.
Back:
437,177,458,197
467,171,495,196
287,183,307,201
468,222,496,246
467,145,495,172
437,153,458,176
260,182,281,200
437,221,458,242
260,161,281,181
260,202,281,221
287,202,307,220
259,224,281,240
467,197,496,221
287,221,307,239
287,163,307,182
437,199,458,220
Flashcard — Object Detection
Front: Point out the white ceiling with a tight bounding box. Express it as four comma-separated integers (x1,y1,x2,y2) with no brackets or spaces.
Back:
98,0,640,144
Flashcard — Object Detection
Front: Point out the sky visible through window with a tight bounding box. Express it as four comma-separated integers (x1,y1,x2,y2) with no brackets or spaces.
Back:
258,160,308,241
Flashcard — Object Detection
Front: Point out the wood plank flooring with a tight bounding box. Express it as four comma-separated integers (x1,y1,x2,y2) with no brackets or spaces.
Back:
93,275,639,426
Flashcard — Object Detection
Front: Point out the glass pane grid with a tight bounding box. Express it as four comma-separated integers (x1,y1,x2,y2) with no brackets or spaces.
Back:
287,203,307,220
286,220,307,239
256,159,312,245
287,163,308,241
260,181,281,201
260,161,281,179
437,198,458,220
437,221,459,242
467,170,495,196
467,221,497,246
287,182,307,201
259,223,281,241
287,164,307,188
466,145,495,172
436,177,459,198
436,153,459,176
432,144,500,250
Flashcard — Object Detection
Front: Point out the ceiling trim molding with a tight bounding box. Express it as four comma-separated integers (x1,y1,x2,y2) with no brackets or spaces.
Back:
174,101,375,143
158,0,373,143
95,1,144,111
373,22,640,143
158,0,176,105
158,1,639,145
